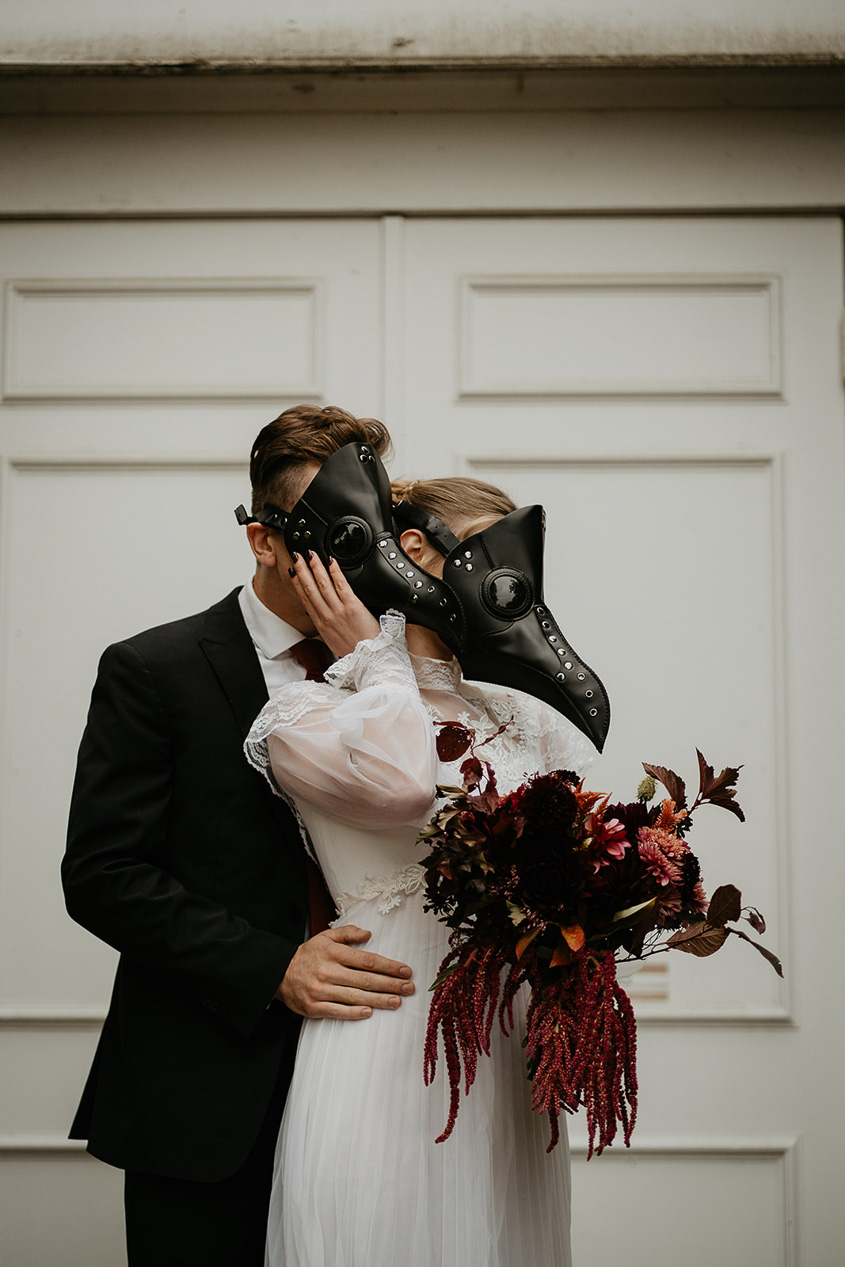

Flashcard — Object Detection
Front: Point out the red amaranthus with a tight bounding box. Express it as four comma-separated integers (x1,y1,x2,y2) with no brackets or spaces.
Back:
418,730,781,1157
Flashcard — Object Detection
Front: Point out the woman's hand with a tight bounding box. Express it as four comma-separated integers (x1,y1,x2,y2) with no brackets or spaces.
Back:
288,550,380,658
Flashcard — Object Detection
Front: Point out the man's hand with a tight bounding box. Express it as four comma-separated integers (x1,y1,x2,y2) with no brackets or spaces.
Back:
277,925,415,1019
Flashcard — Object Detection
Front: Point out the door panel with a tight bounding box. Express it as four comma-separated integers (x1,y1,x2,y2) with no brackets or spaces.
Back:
399,216,844,1267
0,218,384,1267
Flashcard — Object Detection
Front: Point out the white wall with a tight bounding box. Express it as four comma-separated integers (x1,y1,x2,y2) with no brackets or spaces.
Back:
2,110,845,217
2,0,844,67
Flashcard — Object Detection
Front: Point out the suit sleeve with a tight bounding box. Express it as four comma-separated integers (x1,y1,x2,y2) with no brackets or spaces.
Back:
62,640,300,1040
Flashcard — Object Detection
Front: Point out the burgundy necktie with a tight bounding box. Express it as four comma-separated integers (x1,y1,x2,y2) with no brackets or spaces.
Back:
289,637,333,683
287,636,337,932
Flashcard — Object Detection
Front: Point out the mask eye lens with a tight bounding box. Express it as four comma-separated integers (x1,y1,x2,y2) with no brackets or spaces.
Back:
326,517,373,564
490,574,528,612
481,568,534,620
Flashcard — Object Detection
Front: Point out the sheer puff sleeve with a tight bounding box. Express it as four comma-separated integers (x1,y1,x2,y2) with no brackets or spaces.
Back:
244,612,438,829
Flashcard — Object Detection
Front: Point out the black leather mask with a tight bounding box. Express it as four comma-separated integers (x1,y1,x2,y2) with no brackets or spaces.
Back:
235,441,610,752
236,441,468,644
432,505,610,752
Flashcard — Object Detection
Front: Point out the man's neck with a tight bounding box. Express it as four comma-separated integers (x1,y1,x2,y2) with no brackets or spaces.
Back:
250,567,316,636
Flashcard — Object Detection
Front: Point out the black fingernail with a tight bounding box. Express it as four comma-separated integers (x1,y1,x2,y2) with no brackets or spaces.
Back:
291,551,300,562
305,548,313,560
326,555,335,566
288,567,295,577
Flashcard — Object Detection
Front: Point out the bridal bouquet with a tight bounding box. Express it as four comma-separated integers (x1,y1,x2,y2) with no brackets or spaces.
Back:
418,725,782,1158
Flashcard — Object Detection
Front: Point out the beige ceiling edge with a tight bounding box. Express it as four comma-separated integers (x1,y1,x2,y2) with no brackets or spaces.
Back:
1,53,845,75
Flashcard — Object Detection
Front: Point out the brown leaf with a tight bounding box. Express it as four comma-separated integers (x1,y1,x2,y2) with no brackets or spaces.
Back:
460,755,483,788
550,937,574,968
708,795,746,823
666,922,728,957
695,750,745,821
561,924,586,953
745,907,766,935
707,884,742,926
642,763,687,809
516,926,542,960
729,927,783,977
436,723,475,763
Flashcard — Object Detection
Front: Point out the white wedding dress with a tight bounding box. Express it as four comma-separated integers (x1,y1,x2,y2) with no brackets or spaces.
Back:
245,613,593,1267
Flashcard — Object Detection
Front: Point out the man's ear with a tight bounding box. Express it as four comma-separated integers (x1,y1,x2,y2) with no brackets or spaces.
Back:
246,521,282,568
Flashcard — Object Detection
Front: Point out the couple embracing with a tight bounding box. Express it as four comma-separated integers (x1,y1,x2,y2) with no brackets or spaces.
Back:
63,404,597,1266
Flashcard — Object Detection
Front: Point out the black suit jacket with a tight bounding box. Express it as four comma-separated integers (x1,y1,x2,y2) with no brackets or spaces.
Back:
62,588,306,1182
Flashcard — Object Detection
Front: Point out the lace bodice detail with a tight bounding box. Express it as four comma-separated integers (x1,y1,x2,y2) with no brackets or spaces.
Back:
245,611,595,918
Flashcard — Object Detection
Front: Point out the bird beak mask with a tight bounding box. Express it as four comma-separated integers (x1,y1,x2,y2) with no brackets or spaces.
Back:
235,442,610,752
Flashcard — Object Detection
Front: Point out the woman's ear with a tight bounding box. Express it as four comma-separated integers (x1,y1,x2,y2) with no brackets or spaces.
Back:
399,528,426,563
399,528,444,575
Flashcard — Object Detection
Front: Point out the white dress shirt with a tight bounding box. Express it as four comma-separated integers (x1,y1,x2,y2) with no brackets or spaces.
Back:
238,576,309,694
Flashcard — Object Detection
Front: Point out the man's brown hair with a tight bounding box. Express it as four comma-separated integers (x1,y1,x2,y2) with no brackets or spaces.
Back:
250,404,392,515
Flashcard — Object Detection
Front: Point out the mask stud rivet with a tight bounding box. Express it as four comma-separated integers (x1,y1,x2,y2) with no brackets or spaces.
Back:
453,559,462,567
406,571,414,578
298,519,306,526
556,672,565,681
292,532,300,540
440,599,447,606
577,672,586,681
564,661,573,670
378,540,386,548
411,595,418,603
586,690,594,698
304,531,311,539
396,563,404,570
548,636,557,644
465,563,473,571
590,708,598,717
557,649,565,657
542,621,550,629
464,551,472,559
535,606,545,615
388,551,397,559
428,586,435,593
414,580,423,589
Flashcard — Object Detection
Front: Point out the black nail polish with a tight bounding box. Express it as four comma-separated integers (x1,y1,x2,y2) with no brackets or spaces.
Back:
305,548,313,561
288,567,295,577
291,551,299,562
326,554,335,566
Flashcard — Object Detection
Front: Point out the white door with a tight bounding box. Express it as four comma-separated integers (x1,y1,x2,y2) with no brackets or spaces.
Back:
0,218,385,1265
2,215,843,1267
398,216,845,1267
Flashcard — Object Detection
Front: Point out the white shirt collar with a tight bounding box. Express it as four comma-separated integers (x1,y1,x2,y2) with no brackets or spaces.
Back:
238,577,304,660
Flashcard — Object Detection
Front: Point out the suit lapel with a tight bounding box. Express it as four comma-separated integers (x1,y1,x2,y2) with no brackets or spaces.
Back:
199,589,269,740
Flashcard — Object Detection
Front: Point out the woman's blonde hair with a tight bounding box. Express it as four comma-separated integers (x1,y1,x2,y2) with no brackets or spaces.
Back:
390,476,516,541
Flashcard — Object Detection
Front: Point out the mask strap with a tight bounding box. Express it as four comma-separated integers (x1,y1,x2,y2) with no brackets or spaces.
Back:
234,503,288,531
392,500,461,557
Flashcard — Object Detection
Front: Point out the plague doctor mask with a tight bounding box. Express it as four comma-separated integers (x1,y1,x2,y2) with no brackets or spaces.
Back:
235,442,610,752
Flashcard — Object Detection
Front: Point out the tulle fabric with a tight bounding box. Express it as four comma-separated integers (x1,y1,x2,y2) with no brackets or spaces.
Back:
266,883,572,1267
244,614,590,1267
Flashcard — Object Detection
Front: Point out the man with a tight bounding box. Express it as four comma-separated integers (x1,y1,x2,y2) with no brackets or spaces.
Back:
62,405,415,1266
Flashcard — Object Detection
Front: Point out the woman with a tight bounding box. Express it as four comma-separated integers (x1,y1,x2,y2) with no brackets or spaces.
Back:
245,476,594,1267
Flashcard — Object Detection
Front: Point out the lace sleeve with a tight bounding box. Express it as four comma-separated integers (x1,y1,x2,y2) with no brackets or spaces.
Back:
539,708,597,780
244,612,437,829
323,610,416,693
